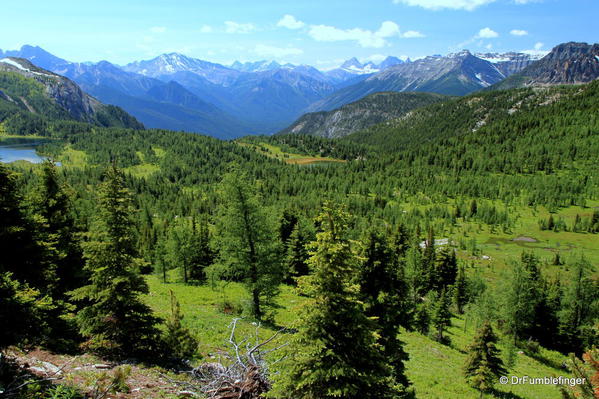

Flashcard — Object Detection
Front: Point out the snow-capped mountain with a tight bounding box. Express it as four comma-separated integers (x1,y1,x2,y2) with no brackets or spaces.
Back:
475,51,546,77
123,53,241,86
230,60,293,72
310,50,506,112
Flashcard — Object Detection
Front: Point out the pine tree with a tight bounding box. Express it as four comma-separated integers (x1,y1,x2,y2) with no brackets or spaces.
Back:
559,257,598,353
188,216,214,282
274,203,409,399
32,160,85,296
431,288,452,344
414,302,430,335
0,164,53,291
214,170,283,320
358,228,413,388
284,223,311,284
463,322,506,398
434,247,458,290
70,166,162,359
163,291,198,360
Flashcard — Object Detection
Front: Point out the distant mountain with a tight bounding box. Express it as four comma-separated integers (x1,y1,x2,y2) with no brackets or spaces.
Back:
3,47,248,139
475,52,545,77
230,60,293,72
123,53,241,86
491,42,599,90
278,91,447,138
310,51,506,112
0,57,142,129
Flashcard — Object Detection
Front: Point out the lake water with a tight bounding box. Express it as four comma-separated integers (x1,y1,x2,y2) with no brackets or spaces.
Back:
0,138,47,164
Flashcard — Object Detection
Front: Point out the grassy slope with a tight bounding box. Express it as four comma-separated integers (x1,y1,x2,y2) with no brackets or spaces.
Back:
143,272,572,399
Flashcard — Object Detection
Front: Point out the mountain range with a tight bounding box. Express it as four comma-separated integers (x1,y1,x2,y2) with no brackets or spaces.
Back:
1,42,596,139
0,57,142,130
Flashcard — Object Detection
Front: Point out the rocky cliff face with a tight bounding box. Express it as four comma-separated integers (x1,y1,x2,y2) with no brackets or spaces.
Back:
0,57,99,121
527,42,599,84
0,57,143,128
492,42,599,89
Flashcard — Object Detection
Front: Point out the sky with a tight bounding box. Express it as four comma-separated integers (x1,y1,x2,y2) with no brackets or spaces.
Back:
1,0,597,68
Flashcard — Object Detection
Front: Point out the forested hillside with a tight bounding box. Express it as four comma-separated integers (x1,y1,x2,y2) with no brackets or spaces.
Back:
1,68,598,399
277,91,447,138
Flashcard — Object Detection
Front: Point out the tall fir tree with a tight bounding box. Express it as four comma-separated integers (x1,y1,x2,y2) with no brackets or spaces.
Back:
70,166,162,359
284,222,311,284
31,160,85,296
274,203,409,399
434,247,458,291
358,227,413,389
559,257,598,354
463,322,507,398
431,288,452,344
213,170,283,320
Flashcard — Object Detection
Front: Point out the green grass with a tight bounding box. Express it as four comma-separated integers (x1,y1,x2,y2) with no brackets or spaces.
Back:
144,273,572,399
237,141,345,165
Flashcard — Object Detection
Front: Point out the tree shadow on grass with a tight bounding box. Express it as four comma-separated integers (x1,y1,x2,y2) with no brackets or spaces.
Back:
490,387,526,399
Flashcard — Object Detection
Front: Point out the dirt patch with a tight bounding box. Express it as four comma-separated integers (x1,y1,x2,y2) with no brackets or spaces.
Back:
512,236,538,243
4,347,191,398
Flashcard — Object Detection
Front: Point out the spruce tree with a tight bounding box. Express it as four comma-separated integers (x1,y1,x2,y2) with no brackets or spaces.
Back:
275,203,408,399
358,228,413,388
431,288,452,344
284,223,311,284
559,257,598,353
214,170,283,320
414,302,430,335
163,291,198,360
32,160,85,296
463,322,506,397
70,166,162,359
434,247,458,290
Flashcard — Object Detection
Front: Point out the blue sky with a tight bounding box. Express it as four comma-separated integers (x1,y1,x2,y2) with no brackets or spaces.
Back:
1,0,597,68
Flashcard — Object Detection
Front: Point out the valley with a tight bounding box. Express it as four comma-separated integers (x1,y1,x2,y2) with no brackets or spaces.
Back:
1,35,598,399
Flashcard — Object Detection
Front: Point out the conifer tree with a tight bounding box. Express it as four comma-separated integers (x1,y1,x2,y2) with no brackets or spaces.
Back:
359,228,413,388
32,160,85,296
163,290,198,360
453,264,468,314
70,166,162,359
284,223,311,284
559,257,598,353
431,288,452,344
463,322,506,398
434,247,458,290
213,170,283,320
414,302,430,335
275,203,409,399
0,164,52,290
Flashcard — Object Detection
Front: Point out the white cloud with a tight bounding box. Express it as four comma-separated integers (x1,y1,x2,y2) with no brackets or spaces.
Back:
277,14,305,29
392,0,495,11
476,27,498,38
393,0,540,10
534,42,544,50
486,43,493,49
510,29,528,36
402,30,425,38
200,25,213,33
254,44,303,57
224,21,256,34
308,21,400,48
150,26,166,33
